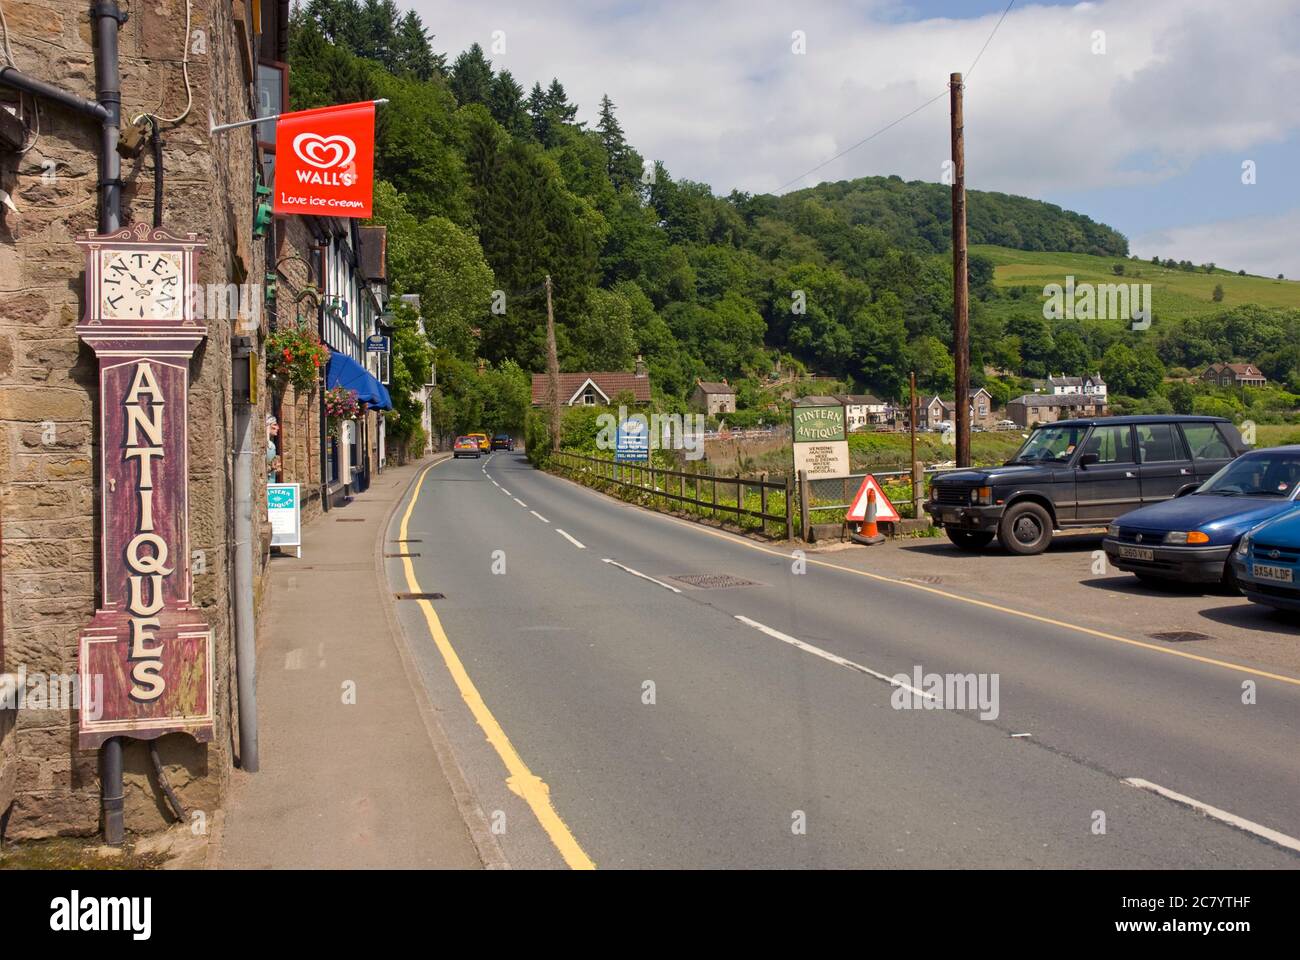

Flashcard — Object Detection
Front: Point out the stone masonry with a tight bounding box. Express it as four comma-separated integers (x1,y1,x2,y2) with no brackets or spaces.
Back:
0,1,276,837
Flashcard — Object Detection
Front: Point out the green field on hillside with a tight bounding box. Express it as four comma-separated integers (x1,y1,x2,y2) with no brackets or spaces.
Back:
973,245,1300,324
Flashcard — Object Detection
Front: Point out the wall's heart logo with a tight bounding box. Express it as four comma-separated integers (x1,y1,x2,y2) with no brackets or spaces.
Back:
291,132,357,170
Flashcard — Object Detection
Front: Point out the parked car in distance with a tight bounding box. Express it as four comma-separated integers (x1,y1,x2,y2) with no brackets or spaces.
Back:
491,433,515,451
1103,446,1300,585
466,432,490,454
926,415,1247,555
1231,508,1300,613
453,436,481,459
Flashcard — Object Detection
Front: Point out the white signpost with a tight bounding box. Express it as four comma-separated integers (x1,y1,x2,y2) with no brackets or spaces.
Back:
268,482,302,557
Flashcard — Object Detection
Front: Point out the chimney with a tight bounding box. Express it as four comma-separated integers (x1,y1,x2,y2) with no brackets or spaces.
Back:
636,355,648,378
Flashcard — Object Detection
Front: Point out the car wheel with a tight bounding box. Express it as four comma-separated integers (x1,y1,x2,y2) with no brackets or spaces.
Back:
998,502,1053,555
946,528,994,551
1220,562,1240,594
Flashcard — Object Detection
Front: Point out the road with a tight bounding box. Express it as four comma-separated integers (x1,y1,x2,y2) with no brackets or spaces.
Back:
385,451,1300,869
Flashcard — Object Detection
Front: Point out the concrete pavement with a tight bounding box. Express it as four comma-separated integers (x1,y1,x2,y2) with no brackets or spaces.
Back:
213,457,494,869
386,451,1300,868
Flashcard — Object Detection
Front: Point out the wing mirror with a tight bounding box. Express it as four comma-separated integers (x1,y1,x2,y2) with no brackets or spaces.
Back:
1077,452,1099,468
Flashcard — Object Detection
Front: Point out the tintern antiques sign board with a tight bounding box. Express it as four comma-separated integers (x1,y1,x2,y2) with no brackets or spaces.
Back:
792,401,850,479
74,223,213,749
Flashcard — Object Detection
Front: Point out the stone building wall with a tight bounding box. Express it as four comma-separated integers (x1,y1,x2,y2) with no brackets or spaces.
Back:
0,0,271,837
270,216,325,526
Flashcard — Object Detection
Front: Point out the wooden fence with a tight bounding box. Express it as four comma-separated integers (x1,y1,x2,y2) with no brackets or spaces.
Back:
552,451,793,538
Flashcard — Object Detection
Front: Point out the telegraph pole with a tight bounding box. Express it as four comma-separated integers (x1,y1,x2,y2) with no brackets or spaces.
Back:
949,72,971,468
544,275,562,453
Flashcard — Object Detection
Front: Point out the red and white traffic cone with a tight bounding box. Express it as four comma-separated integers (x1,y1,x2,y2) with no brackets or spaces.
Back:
850,489,886,546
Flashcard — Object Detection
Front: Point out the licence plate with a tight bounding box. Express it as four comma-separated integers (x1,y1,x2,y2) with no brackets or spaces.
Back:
1118,546,1154,561
942,510,961,523
1252,563,1293,583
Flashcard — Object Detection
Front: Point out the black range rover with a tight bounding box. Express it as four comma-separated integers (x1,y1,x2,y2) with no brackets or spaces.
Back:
925,415,1247,555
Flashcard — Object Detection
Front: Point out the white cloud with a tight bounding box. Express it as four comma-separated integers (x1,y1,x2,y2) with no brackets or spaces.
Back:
412,0,1300,196
1132,209,1300,282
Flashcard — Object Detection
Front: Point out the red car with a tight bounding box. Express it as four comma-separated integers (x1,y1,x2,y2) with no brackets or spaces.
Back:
452,436,481,459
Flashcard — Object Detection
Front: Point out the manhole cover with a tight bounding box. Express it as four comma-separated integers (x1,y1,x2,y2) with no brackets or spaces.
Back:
394,592,444,600
1148,631,1213,643
899,575,942,585
669,574,758,589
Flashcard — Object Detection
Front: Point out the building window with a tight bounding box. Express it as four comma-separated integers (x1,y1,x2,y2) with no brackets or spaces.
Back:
256,61,288,151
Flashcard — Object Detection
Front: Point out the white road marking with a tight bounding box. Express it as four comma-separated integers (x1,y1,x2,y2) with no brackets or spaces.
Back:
556,529,586,549
501,488,511,496
733,615,935,701
530,510,550,523
491,478,499,487
602,558,682,593
513,497,528,508
1123,778,1300,854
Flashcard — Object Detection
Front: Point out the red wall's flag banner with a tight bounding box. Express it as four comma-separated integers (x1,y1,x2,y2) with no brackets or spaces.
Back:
274,101,376,217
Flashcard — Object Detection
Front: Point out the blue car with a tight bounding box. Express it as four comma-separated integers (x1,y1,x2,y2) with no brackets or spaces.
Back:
1103,445,1300,585
1231,510,1300,612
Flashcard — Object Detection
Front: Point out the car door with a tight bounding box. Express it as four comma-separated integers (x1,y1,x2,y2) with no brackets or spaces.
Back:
1179,421,1237,481
1136,421,1195,503
1074,424,1141,522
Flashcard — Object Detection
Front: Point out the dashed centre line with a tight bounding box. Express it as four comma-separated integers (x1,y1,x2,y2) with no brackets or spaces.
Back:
556,529,586,549
601,558,681,593
733,615,935,701
1123,778,1300,854
530,510,550,523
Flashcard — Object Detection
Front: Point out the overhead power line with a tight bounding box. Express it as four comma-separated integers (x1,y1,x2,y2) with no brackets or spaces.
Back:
774,0,1016,193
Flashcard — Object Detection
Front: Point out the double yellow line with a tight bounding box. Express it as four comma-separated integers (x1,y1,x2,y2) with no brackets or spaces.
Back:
397,460,595,870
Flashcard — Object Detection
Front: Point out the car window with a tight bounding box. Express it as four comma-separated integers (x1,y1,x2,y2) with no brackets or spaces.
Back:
1200,453,1300,497
1010,424,1087,462
1079,425,1134,464
1136,423,1183,463
1180,423,1233,460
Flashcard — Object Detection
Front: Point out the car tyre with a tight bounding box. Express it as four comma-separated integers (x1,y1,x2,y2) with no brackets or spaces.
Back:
946,528,994,551
998,502,1054,555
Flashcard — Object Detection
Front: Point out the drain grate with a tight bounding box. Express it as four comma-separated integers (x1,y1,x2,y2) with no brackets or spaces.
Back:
1148,630,1213,643
336,518,365,523
394,592,443,600
385,552,421,558
670,573,759,589
390,539,423,543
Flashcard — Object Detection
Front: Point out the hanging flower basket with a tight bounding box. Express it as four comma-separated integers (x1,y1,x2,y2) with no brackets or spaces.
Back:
324,386,360,437
266,326,329,393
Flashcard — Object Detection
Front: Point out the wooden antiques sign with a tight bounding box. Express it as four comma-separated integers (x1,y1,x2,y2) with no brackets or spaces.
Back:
74,223,213,749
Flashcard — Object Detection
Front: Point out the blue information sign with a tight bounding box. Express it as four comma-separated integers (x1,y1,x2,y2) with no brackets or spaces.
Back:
615,419,649,462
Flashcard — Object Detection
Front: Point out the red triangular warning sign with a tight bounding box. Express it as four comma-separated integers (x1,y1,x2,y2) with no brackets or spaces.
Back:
846,474,900,523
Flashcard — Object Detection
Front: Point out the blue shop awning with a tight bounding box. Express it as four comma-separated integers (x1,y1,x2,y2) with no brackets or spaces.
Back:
326,350,392,411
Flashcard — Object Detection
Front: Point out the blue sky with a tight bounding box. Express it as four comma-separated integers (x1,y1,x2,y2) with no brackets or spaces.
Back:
414,0,1300,278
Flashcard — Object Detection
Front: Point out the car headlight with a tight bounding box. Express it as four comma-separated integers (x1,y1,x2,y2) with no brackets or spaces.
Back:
1164,530,1210,545
1236,533,1252,556
1107,522,1121,537
972,486,993,505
